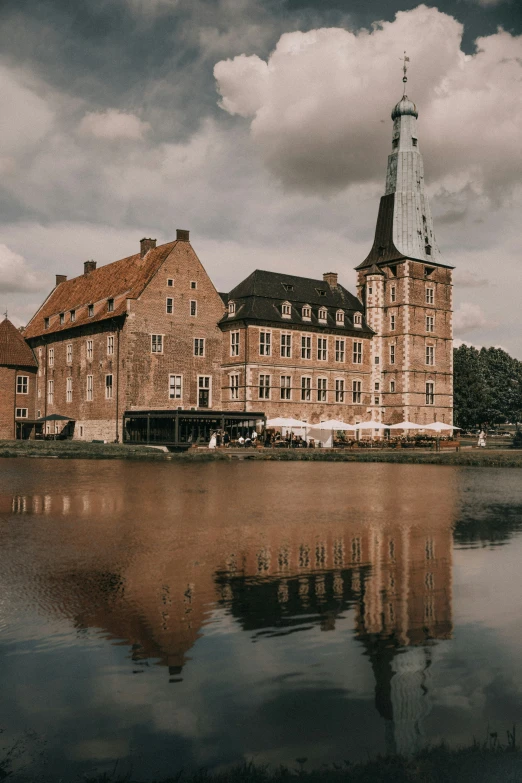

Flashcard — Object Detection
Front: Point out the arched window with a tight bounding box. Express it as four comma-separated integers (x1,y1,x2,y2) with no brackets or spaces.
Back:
281,301,292,318
228,301,236,315
302,305,311,320
353,312,362,327
336,310,344,325
318,308,328,322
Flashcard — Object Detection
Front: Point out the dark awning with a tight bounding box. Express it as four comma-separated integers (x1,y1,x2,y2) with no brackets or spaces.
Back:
37,413,75,422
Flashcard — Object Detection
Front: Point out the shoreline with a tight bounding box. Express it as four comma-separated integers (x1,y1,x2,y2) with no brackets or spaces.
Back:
1,440,522,467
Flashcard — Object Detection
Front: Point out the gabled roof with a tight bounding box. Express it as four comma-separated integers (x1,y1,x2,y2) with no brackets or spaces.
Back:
0,318,37,368
24,241,179,339
220,270,373,335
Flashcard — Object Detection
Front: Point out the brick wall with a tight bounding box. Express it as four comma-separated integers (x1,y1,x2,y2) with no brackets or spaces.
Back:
0,366,37,439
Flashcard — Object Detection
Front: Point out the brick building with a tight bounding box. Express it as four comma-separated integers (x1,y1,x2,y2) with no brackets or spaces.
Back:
1,85,453,442
0,317,38,439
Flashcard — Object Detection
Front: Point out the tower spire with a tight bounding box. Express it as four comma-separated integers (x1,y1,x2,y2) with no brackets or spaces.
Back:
402,52,409,95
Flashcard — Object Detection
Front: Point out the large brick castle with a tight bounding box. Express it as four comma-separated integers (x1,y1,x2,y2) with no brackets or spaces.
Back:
0,88,453,442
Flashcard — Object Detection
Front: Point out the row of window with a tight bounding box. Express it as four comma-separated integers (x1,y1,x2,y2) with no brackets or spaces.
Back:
373,286,435,305
47,375,113,404
387,314,434,332
44,338,115,366
167,278,197,289
45,296,201,330
228,300,363,327
249,375,363,403
249,332,364,363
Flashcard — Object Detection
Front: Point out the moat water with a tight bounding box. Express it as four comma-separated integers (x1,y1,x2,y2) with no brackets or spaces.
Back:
1,459,522,780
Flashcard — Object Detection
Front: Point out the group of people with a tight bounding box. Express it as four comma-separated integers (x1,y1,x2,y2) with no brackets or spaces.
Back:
208,430,257,449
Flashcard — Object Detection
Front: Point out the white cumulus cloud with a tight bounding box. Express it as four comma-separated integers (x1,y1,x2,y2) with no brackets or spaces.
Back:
0,244,42,294
214,5,522,198
453,302,489,335
78,110,150,141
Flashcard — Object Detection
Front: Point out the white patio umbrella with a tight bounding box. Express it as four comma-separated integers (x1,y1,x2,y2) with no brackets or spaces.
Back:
423,422,461,432
388,420,423,430
356,420,389,430
266,417,307,428
318,419,357,431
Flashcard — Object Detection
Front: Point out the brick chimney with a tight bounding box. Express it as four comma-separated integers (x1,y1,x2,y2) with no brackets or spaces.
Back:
323,272,338,288
176,229,190,242
84,260,97,275
140,238,157,257
55,274,67,286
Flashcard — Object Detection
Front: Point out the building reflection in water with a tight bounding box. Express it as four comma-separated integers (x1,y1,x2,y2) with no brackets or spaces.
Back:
5,464,454,757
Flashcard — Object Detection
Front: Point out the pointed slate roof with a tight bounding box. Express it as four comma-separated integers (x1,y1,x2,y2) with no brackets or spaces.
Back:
24,240,179,339
0,318,37,368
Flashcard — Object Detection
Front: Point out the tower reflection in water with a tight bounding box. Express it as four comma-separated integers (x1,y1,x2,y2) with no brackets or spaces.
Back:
6,463,454,758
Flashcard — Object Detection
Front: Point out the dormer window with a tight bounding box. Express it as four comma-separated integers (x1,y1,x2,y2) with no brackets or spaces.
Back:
318,308,327,322
70,310,75,322
107,298,114,312
44,317,49,330
425,244,432,256
88,304,94,318
317,289,327,297
353,313,362,328
228,301,236,316
59,313,65,325
301,305,311,320
336,310,344,325
283,283,294,292
281,302,291,318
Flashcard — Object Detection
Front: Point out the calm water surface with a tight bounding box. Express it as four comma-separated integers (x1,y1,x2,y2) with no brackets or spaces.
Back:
1,459,522,780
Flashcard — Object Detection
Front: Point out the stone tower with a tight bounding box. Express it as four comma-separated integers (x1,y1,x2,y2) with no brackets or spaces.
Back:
356,70,454,426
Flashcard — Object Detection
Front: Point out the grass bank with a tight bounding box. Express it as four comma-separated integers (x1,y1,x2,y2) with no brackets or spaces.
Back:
71,744,522,783
1,440,522,467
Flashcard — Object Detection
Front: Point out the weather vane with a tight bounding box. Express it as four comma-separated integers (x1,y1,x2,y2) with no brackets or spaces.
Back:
402,51,410,93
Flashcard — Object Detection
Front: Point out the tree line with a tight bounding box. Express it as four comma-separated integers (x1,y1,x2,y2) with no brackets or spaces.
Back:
453,345,522,429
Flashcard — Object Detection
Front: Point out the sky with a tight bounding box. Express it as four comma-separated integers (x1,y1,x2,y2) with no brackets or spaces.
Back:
0,0,521,355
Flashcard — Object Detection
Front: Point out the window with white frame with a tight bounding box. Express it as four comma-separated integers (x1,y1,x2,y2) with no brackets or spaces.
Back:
66,377,73,403
390,379,396,393
374,382,380,391
335,378,345,403
190,281,197,290
259,331,271,356
426,287,434,305
390,344,396,364
335,339,345,362
259,374,271,399
48,347,54,366
166,297,173,314
301,335,311,359
390,314,396,331
301,305,311,320
426,314,434,332
87,340,93,360
107,336,114,356
375,356,380,364
281,301,292,318
47,379,54,404
15,408,28,418
194,338,205,356
230,331,240,357
66,343,72,363
390,285,396,303
151,334,163,353
336,310,344,325
426,381,434,405
317,337,327,361
318,308,327,322
190,300,197,316
87,375,93,401
88,304,94,317
353,341,362,364
230,374,239,400
352,380,362,403
280,332,291,358
167,278,174,287
16,376,28,394
228,301,236,315
317,377,327,402
280,375,291,400
169,374,182,400
105,374,113,399
107,298,114,312
353,313,362,327
426,345,435,366
301,376,311,401
37,410,41,419
198,376,211,407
